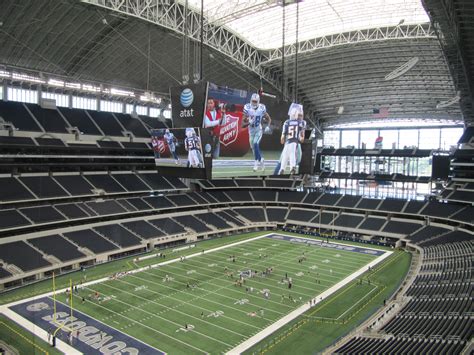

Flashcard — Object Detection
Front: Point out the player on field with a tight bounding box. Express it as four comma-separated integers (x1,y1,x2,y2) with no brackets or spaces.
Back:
164,129,179,164
242,93,272,172
185,128,202,168
279,104,305,175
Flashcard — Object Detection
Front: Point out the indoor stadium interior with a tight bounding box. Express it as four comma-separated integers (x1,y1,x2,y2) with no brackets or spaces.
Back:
0,0,472,354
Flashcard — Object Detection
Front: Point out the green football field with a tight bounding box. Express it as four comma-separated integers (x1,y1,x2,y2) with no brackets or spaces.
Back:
50,234,383,354
212,150,282,178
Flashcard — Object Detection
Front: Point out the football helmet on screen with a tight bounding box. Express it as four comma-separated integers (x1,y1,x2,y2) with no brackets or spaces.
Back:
250,93,260,109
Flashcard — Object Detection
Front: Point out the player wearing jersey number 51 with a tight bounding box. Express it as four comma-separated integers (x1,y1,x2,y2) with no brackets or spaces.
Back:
279,104,305,175
185,128,202,168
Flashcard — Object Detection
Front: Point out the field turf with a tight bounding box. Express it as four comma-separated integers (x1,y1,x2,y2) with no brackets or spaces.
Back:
0,314,62,355
245,250,411,354
56,234,380,354
212,150,282,177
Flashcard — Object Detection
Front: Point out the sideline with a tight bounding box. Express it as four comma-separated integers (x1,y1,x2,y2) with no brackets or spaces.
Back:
227,248,392,354
1,307,80,354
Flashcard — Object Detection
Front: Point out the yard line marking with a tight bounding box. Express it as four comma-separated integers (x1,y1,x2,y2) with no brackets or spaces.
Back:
115,276,262,330
180,242,367,294
180,254,315,296
137,267,291,313
193,247,353,285
199,239,368,278
86,283,242,344
335,284,378,320
165,237,374,303
70,294,208,354
81,285,235,347
234,236,376,262
163,247,316,297
227,248,393,354
134,234,369,319
129,271,278,320
155,238,330,302
220,237,372,268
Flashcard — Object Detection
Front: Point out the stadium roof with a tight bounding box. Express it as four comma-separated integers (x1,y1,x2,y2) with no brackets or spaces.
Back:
0,0,471,126
183,0,430,50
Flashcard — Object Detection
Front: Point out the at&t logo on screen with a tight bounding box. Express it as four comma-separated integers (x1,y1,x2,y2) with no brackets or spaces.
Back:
180,88,194,118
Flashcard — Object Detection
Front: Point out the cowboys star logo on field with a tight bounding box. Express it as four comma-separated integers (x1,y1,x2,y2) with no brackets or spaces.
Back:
26,302,50,312
219,113,239,146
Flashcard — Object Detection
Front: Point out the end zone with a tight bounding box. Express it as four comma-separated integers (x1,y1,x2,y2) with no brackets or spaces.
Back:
6,296,164,355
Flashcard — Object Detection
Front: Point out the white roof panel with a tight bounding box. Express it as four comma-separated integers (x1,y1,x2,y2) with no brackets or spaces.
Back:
184,0,430,49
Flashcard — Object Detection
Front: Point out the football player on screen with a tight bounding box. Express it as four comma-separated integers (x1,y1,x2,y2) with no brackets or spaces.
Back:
278,104,305,175
164,129,179,164
185,128,202,168
242,93,272,172
273,103,306,175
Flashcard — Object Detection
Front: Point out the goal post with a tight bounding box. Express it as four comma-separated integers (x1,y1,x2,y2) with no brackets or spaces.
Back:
51,275,75,337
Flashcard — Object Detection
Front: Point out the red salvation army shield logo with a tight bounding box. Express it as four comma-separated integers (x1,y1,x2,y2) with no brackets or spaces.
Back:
219,114,240,146
157,140,166,154
151,137,169,156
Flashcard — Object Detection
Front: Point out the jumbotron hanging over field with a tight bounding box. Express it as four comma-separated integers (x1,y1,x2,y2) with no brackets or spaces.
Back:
160,82,315,178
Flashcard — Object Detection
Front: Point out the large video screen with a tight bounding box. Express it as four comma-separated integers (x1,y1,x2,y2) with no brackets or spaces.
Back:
151,128,206,169
202,83,311,178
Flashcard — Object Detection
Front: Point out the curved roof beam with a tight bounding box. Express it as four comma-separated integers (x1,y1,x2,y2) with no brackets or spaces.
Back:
264,24,436,63
79,0,280,90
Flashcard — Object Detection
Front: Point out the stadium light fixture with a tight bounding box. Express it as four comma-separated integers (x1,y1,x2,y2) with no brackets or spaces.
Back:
436,92,460,109
82,84,101,93
1,66,167,108
48,79,65,87
65,82,81,89
140,92,162,104
111,88,135,97
384,57,419,81
12,72,46,84
0,70,10,78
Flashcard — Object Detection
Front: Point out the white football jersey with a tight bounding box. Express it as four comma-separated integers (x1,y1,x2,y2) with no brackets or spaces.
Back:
243,103,267,128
